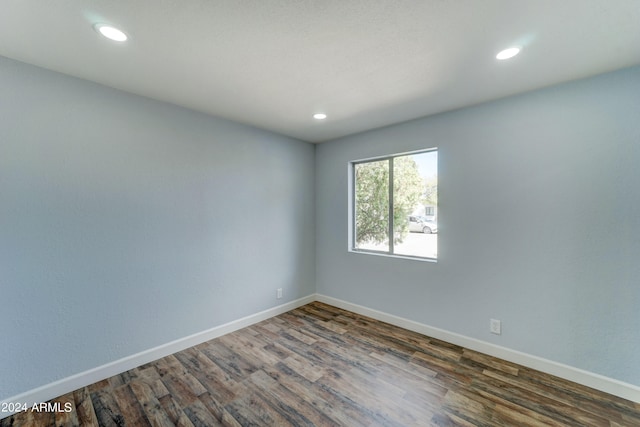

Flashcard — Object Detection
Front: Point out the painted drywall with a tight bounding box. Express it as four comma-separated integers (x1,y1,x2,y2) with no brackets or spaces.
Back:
0,56,315,400
316,66,640,386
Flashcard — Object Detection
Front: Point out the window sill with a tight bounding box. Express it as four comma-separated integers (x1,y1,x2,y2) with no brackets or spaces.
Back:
349,248,438,263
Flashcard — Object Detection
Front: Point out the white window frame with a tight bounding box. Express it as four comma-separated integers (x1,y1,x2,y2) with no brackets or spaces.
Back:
348,148,437,262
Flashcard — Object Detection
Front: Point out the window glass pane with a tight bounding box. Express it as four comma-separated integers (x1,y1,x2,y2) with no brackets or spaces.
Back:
354,160,390,252
393,151,438,258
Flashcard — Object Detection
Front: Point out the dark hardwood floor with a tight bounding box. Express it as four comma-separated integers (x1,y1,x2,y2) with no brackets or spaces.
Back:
2,302,639,426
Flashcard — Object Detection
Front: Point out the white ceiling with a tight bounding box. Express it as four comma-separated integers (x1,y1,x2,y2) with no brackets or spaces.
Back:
1,1,639,143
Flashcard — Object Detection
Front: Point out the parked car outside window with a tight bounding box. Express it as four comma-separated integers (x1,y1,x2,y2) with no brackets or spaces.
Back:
408,216,438,234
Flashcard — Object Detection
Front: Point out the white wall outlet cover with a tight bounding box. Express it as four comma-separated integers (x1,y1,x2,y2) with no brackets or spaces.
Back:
490,319,502,335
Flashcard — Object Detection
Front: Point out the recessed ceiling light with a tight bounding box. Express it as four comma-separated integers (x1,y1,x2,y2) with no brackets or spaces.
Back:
313,113,327,120
94,23,128,42
496,47,520,60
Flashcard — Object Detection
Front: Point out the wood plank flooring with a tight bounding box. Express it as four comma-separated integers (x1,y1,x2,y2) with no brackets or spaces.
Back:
2,302,639,426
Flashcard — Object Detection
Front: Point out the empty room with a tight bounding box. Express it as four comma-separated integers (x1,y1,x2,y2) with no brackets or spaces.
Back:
1,1,639,426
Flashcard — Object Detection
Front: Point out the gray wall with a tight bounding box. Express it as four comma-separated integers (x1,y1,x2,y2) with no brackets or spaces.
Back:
0,56,315,400
316,66,640,386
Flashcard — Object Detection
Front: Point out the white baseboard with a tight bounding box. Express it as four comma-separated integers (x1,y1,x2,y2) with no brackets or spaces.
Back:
315,294,640,403
0,294,315,420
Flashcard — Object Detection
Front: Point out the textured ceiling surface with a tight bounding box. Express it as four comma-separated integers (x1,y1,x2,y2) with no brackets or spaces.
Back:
1,0,639,142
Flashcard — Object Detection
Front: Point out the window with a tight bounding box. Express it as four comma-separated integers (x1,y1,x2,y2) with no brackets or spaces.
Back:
351,149,437,260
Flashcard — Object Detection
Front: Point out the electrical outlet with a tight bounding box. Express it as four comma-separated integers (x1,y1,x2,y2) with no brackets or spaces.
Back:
490,319,501,335
276,288,283,299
